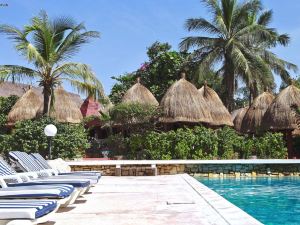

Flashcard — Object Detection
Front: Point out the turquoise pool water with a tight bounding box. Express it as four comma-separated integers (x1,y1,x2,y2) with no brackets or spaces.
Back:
197,177,300,225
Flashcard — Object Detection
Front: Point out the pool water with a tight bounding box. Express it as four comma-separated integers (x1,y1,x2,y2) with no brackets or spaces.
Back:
197,177,300,225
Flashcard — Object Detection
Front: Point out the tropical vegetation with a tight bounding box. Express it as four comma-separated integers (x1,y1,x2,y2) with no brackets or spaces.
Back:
0,0,297,160
110,41,221,104
0,116,89,159
0,10,104,115
180,0,297,110
106,126,287,160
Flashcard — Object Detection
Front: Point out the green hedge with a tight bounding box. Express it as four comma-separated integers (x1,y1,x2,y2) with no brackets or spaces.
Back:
108,126,287,159
0,117,90,159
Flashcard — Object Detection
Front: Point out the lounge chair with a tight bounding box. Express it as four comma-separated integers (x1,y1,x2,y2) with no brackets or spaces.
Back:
0,185,75,207
0,158,89,199
31,153,101,177
9,152,99,186
0,199,58,225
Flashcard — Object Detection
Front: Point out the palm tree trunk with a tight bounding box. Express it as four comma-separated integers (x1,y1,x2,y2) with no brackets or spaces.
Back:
43,86,51,115
223,55,235,112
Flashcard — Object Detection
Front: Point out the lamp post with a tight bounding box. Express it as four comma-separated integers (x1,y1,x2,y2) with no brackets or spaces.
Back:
44,124,57,160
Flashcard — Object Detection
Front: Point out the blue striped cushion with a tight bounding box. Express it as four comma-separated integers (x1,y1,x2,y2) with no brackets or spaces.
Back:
0,200,57,219
0,184,74,198
8,179,91,188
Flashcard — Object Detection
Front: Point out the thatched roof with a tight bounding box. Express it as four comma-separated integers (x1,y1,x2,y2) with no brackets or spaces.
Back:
159,73,213,123
122,78,159,106
262,85,300,131
199,84,233,126
7,87,43,125
231,108,242,121
241,91,274,134
233,107,249,132
0,82,83,107
39,87,83,123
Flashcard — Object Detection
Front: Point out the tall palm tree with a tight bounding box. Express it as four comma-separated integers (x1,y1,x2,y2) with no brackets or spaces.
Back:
180,0,296,111
0,11,104,115
243,10,297,100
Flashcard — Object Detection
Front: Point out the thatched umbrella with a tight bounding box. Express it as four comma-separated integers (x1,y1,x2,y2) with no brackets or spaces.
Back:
231,108,243,121
39,87,83,123
199,83,233,127
261,85,300,158
159,73,212,124
0,82,82,107
7,86,42,125
233,107,249,133
241,91,274,134
122,78,159,106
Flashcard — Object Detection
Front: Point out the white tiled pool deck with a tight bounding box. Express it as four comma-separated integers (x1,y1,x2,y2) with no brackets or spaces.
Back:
45,174,262,225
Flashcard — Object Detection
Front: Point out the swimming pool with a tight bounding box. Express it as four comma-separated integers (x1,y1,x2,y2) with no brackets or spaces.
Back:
197,176,300,225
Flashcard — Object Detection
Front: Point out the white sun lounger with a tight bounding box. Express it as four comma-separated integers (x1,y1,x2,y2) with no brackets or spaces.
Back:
0,199,59,225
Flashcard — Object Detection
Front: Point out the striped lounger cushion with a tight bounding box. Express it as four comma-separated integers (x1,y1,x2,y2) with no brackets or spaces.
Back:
31,153,101,177
0,200,57,219
0,157,91,188
0,185,74,199
9,151,98,184
8,180,90,188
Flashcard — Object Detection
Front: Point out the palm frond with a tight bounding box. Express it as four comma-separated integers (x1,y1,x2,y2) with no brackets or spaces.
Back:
64,78,104,100
257,10,273,26
0,65,39,81
52,62,104,99
184,18,221,34
179,36,220,51
56,24,100,62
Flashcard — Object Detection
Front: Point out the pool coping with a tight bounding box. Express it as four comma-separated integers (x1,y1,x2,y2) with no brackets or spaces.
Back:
68,159,300,166
182,174,263,225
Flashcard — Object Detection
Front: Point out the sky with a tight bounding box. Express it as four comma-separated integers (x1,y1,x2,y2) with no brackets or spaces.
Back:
0,0,300,96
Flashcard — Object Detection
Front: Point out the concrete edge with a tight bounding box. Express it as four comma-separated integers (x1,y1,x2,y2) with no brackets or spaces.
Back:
180,174,263,225
67,159,300,166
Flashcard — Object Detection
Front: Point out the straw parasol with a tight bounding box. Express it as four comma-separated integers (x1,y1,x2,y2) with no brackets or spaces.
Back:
261,85,300,158
231,108,242,121
199,83,233,127
39,86,83,123
241,91,274,134
233,107,249,133
122,78,159,106
262,85,300,131
159,73,212,124
7,86,43,125
0,82,83,106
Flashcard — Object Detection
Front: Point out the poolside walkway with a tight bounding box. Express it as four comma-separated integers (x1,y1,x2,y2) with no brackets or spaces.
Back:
45,174,262,225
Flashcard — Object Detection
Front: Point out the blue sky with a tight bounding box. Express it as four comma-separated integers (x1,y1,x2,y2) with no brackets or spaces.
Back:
0,0,300,96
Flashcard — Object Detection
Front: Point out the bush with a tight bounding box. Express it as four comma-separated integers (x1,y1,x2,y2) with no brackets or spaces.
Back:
0,95,19,134
110,103,160,135
122,126,287,160
255,132,287,158
192,126,218,159
216,127,243,159
0,117,90,159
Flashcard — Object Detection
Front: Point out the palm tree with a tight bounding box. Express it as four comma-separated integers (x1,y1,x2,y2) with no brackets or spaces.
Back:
244,10,297,100
180,0,296,111
0,11,104,115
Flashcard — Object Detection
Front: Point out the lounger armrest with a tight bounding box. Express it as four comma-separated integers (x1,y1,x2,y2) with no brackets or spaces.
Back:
43,169,58,176
18,171,39,179
0,174,23,187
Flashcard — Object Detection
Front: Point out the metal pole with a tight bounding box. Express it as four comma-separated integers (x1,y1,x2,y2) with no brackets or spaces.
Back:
49,137,52,160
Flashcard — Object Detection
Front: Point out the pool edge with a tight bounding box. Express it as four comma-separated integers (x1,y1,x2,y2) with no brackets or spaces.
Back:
180,173,263,225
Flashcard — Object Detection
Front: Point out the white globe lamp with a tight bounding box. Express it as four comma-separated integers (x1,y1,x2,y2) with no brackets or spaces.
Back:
44,124,57,159
44,124,57,137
